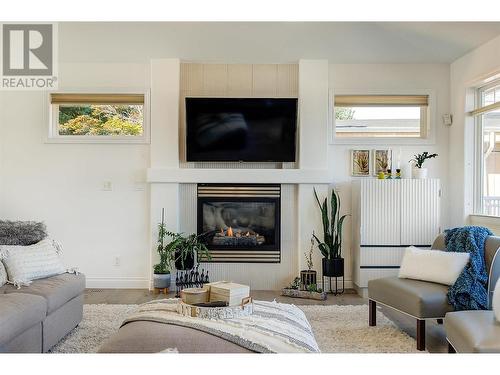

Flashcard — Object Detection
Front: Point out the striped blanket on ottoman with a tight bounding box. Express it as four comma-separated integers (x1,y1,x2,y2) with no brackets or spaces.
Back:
121,299,320,353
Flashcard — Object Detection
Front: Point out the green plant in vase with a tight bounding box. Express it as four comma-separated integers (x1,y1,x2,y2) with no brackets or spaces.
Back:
153,209,175,289
409,151,438,179
168,232,212,271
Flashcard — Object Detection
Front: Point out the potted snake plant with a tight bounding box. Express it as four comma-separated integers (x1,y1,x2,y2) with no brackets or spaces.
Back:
313,188,348,278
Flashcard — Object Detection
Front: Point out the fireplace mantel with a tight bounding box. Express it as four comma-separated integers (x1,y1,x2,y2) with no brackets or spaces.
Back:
147,168,331,184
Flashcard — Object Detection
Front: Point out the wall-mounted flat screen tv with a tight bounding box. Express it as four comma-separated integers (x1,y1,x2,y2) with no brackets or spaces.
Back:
185,98,298,162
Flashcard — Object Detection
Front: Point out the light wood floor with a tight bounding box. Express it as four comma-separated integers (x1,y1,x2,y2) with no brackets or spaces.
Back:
84,288,447,353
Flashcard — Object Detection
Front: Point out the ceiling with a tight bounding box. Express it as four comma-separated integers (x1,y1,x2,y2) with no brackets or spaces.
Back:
59,22,500,64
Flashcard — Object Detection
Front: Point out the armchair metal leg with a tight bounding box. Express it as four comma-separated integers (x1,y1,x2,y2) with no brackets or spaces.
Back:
369,300,376,326
417,319,426,351
448,342,456,353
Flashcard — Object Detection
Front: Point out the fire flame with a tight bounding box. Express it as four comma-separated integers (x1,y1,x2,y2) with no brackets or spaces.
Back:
227,227,234,237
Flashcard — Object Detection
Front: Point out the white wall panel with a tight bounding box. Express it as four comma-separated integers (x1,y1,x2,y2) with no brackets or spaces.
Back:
360,180,401,245
400,179,441,245
359,246,406,267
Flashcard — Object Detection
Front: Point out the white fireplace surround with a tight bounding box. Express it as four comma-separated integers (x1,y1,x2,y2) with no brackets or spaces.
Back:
148,59,334,290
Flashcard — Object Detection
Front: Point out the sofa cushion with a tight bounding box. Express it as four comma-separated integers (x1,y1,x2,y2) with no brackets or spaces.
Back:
445,310,500,353
3,273,85,314
368,276,454,318
0,293,46,346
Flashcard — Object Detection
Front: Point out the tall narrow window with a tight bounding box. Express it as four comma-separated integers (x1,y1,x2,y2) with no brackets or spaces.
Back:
49,93,148,143
473,81,500,216
334,95,429,139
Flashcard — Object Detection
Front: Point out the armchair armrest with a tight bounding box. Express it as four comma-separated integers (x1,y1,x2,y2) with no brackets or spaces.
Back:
488,248,500,309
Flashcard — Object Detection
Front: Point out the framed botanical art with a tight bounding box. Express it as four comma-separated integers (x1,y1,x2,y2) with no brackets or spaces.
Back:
373,149,392,176
351,149,370,176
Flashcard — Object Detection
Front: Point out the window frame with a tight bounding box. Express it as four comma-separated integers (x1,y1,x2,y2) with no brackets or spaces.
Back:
45,88,150,144
473,79,500,216
329,88,436,145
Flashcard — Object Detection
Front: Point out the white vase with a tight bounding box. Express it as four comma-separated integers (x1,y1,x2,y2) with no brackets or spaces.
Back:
412,167,428,179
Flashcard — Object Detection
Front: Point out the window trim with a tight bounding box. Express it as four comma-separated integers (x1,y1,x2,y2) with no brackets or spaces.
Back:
45,88,150,144
473,79,500,216
329,88,436,145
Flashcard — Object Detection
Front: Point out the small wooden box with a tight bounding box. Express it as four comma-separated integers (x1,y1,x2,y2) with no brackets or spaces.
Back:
205,281,250,306
180,288,209,305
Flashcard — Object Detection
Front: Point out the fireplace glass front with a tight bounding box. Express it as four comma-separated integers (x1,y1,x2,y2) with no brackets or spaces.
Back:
197,184,281,263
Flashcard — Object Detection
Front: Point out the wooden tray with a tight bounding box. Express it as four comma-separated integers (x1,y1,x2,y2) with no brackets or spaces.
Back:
177,297,253,319
281,288,327,300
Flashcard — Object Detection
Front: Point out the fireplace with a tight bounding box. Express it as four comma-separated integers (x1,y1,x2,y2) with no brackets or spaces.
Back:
197,184,281,263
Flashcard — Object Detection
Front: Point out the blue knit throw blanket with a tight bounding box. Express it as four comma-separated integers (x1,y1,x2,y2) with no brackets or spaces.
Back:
444,226,492,311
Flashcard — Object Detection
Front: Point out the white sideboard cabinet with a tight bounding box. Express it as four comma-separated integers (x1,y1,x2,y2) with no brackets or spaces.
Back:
351,179,441,297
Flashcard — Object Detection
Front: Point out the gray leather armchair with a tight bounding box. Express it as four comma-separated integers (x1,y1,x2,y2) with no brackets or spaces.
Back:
367,234,500,351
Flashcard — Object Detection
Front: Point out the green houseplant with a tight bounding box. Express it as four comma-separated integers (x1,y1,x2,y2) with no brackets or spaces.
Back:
153,209,175,289
167,232,212,271
409,152,438,179
313,188,348,277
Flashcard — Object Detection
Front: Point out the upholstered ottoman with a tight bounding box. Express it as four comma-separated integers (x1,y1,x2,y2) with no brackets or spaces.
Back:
99,299,319,353
99,321,253,353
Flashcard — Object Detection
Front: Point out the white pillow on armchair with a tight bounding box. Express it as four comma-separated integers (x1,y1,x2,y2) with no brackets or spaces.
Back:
398,246,470,286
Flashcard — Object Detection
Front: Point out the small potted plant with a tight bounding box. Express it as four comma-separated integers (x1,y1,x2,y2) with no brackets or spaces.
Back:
313,188,348,279
153,209,174,289
409,152,438,179
165,232,212,271
300,234,317,290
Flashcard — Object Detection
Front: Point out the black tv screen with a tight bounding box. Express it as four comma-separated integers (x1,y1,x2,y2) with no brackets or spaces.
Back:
185,98,298,162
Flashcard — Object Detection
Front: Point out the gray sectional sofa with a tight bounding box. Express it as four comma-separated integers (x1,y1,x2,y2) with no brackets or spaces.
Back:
0,273,85,353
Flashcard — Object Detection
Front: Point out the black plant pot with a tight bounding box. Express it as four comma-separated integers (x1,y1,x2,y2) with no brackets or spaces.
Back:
322,258,344,277
175,250,195,270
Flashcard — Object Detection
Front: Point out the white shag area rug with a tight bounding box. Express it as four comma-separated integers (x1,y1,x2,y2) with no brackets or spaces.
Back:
50,303,421,353
299,305,421,353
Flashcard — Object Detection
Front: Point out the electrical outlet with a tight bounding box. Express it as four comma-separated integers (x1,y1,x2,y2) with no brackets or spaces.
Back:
114,256,120,266
102,181,112,191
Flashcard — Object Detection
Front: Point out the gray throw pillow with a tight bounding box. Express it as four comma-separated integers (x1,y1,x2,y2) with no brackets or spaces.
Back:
0,220,47,246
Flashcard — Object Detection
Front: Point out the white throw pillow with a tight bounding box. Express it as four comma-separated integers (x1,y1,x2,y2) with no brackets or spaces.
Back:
0,238,66,285
398,246,470,286
0,261,7,286
493,279,500,322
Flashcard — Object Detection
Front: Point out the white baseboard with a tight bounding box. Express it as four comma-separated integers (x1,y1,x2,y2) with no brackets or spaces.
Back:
353,283,368,298
86,277,150,289
86,277,354,291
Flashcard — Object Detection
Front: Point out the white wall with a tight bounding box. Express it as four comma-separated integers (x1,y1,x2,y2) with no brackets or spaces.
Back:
0,24,454,290
0,62,152,288
328,64,451,282
449,34,500,226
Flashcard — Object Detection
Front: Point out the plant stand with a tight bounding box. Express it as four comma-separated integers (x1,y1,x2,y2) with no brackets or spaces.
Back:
322,275,344,295
153,287,170,295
